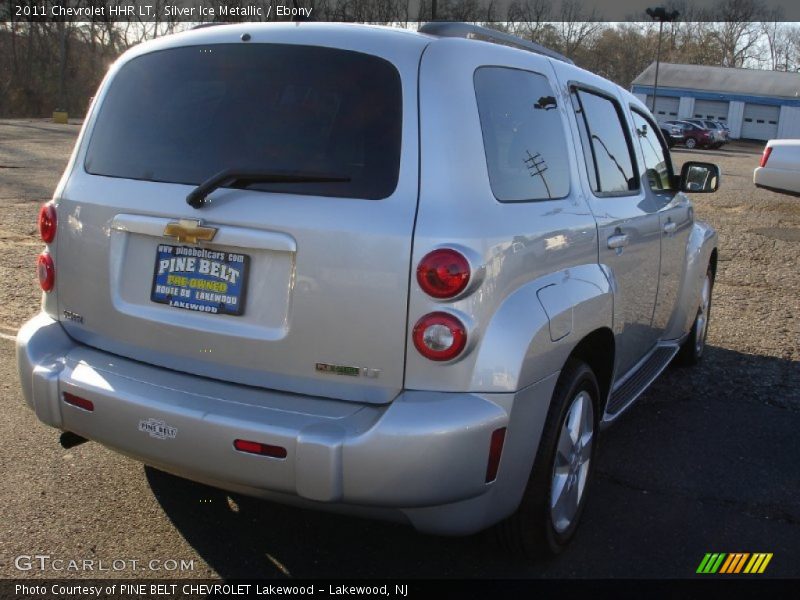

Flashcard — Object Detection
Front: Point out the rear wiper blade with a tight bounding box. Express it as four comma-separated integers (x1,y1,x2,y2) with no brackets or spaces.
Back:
186,168,351,208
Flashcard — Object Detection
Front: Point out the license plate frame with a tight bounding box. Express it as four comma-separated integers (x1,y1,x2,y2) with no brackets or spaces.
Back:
150,244,249,316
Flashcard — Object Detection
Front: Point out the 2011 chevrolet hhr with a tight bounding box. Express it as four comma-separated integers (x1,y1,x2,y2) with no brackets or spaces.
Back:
17,22,720,556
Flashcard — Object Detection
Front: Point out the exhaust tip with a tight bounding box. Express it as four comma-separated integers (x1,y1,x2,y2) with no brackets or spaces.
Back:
59,431,88,449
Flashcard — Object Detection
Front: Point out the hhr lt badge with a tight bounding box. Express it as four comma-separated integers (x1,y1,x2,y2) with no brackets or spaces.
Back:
164,219,217,244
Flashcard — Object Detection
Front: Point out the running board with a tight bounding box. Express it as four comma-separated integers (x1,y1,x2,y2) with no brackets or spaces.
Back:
603,344,679,422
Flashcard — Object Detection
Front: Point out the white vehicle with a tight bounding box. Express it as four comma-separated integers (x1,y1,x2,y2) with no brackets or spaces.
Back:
754,139,800,196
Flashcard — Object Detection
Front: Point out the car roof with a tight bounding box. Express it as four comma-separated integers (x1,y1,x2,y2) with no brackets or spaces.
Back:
116,22,432,64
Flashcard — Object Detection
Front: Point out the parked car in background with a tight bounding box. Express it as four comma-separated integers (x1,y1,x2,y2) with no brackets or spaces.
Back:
754,139,800,196
659,121,685,148
17,22,720,559
685,119,728,148
662,120,716,149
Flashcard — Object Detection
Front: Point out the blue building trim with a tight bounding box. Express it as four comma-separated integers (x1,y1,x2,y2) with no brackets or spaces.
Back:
631,85,800,107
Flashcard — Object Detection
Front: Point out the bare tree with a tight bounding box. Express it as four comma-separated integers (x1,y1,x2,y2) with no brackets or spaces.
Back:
761,15,799,72
708,0,767,67
506,0,551,40
555,0,603,60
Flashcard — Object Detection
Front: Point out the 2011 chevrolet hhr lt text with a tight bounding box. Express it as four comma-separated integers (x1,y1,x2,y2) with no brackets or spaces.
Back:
17,22,720,556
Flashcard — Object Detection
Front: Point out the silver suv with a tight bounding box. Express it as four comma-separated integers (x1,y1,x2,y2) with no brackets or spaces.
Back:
17,22,719,557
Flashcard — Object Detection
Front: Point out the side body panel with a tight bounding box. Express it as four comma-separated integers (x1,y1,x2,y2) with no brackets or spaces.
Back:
549,61,662,377
409,39,612,395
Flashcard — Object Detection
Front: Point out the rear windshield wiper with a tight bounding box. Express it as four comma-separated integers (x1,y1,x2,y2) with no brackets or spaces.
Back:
186,168,351,208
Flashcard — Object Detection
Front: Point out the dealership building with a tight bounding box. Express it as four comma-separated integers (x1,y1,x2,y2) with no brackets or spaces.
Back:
631,62,800,140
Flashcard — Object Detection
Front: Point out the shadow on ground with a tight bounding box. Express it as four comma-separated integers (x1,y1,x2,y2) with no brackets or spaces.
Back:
145,346,799,579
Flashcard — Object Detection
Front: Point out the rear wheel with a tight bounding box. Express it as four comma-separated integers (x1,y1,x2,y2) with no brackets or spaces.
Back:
676,266,713,366
497,359,599,559
685,137,697,149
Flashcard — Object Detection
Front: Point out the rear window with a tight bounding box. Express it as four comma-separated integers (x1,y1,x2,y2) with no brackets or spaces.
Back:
85,44,402,200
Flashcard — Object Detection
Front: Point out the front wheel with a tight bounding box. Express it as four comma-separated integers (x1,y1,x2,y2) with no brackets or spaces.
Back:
497,359,599,558
675,266,714,366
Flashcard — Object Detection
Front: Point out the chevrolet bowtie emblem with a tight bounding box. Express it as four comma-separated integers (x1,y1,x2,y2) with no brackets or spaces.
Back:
163,219,217,244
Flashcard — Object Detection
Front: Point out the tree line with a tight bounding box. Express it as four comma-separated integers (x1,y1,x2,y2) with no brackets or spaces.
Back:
1,0,799,118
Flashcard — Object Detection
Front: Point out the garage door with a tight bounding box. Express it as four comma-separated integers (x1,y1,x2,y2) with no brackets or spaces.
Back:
694,100,729,122
646,95,680,119
741,103,779,140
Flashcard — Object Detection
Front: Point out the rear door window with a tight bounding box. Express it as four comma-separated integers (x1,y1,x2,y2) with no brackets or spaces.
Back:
474,67,571,202
85,44,403,200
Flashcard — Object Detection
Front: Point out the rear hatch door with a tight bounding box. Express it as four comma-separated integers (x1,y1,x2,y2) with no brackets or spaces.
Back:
55,30,424,404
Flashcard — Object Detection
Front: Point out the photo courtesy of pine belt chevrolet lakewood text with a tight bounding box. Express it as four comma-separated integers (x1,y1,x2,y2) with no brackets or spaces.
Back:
17,22,720,558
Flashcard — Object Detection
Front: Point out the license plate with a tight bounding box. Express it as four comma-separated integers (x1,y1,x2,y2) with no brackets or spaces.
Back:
150,244,249,316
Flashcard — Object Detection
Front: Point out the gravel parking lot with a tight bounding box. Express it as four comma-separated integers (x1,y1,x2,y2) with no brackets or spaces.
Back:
0,119,797,580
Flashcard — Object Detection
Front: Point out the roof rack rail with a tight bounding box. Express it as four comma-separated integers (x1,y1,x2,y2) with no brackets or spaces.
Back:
192,22,227,30
419,22,573,65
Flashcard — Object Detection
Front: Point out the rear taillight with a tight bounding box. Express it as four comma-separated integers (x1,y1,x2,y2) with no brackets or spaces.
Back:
760,146,773,168
412,312,467,361
417,249,470,299
37,252,55,292
234,439,288,459
38,203,57,243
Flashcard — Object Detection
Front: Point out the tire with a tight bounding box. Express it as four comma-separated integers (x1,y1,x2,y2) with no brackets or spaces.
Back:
497,359,600,559
685,137,697,149
675,266,714,366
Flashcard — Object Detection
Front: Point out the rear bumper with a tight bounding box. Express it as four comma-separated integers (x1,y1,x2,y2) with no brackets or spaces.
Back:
754,166,800,196
17,313,554,535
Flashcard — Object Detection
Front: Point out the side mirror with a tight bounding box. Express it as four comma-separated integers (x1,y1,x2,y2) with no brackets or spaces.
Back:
679,161,720,193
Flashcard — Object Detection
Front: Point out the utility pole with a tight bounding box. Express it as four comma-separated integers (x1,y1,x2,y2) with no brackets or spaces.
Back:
646,7,679,115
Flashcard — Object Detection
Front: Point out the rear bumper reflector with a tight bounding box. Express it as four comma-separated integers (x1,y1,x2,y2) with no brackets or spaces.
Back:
234,439,288,459
63,392,94,412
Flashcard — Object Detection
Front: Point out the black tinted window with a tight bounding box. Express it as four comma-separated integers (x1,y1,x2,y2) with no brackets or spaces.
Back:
85,44,402,200
571,89,638,195
632,111,674,192
475,67,570,201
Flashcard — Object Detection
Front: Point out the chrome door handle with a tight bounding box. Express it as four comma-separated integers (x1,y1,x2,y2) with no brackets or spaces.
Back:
663,221,677,234
607,233,629,249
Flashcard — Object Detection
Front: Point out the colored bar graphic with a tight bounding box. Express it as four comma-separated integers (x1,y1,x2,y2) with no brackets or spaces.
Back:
710,553,726,573
719,554,736,574
720,553,747,574
697,554,713,574
758,554,773,573
745,554,760,573
733,553,750,573
696,553,711,573
697,552,771,574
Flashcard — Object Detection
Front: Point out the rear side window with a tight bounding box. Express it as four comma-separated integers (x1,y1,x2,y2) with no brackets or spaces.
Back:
474,67,570,202
571,88,639,196
85,44,402,200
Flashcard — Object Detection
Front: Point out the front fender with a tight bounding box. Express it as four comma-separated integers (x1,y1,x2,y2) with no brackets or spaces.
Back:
664,220,718,340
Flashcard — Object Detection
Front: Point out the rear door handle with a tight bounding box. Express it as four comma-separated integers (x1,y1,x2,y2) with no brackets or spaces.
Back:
663,221,677,234
607,233,629,249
